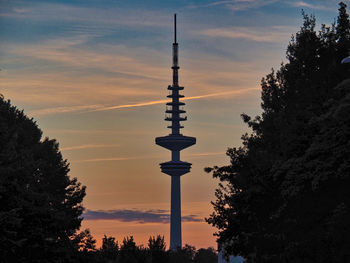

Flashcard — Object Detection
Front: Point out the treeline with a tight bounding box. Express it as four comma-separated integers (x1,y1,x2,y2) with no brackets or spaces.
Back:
206,2,350,263
71,231,217,263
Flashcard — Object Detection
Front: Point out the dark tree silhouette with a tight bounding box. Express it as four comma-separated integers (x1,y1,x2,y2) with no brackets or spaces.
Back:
168,244,196,263
100,235,119,260
148,235,166,251
206,2,350,263
72,228,97,253
194,247,217,263
0,95,86,262
148,235,167,263
118,236,140,263
66,232,219,263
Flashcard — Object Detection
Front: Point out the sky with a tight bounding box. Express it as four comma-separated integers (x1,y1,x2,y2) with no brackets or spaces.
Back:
0,0,345,250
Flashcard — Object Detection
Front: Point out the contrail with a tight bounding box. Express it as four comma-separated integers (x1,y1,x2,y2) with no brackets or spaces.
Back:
88,88,258,113
74,151,225,163
61,143,120,151
29,104,102,117
30,87,258,116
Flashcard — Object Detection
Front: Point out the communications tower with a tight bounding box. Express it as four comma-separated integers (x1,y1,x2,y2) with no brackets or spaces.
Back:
155,14,196,250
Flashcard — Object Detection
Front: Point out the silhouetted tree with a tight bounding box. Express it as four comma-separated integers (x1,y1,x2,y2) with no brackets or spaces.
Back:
67,231,219,263
206,3,350,263
169,244,196,263
100,235,119,261
71,229,99,262
0,95,86,262
148,235,166,251
72,228,97,253
148,235,167,263
118,236,140,263
194,247,217,263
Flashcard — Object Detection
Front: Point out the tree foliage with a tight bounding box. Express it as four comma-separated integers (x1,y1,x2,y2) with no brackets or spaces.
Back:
206,3,350,263
0,95,86,262
80,234,217,263
101,235,119,260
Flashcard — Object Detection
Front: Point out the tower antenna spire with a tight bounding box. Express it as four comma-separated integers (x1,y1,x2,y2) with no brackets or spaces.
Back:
174,13,177,43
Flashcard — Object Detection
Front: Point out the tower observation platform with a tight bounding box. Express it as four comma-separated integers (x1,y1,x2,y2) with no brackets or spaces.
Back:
155,14,196,250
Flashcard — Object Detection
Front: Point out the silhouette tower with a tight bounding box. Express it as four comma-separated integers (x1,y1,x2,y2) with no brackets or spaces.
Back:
155,14,196,250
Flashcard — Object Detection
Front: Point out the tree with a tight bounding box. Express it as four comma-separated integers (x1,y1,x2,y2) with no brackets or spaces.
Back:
148,235,166,251
72,228,97,253
0,95,86,262
118,236,139,263
100,235,119,260
148,235,167,263
193,247,217,263
169,244,196,263
206,3,350,263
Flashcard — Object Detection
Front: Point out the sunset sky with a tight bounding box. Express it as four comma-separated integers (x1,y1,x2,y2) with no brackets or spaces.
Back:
0,0,341,249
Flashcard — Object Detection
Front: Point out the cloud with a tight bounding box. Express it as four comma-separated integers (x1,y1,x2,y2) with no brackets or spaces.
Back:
60,144,120,151
6,39,169,82
288,1,334,11
88,89,254,112
46,128,155,136
1,3,267,119
28,104,103,117
190,0,278,11
201,26,294,43
30,88,258,116
89,99,169,112
0,2,170,29
76,157,137,163
73,151,226,163
12,8,29,14
1,35,170,108
293,1,313,8
83,209,202,223
227,0,278,11
196,0,333,13
186,151,225,158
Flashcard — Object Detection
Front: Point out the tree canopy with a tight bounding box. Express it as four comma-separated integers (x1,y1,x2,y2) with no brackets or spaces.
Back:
79,234,217,263
206,2,350,263
0,95,86,262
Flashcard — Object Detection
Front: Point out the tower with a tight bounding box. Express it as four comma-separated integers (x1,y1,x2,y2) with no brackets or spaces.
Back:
155,14,196,250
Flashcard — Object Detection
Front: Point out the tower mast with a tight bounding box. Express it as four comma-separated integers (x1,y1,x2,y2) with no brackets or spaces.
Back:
155,14,196,250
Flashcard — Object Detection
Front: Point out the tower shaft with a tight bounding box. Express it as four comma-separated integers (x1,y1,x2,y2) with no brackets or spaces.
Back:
170,175,181,249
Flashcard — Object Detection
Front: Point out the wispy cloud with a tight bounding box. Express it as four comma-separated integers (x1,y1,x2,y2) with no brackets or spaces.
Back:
293,1,313,8
74,151,225,163
289,1,334,11
83,209,202,223
29,105,103,117
226,0,278,11
2,35,169,108
88,99,169,112
186,151,225,158
30,88,258,116
88,89,253,112
61,144,119,151
0,2,170,29
6,38,169,82
46,128,155,136
76,157,137,163
201,26,294,43
190,0,278,11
